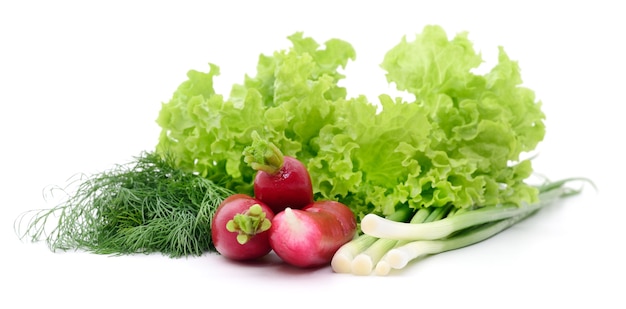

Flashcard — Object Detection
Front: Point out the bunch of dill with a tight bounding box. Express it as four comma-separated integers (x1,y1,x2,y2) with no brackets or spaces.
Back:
15,151,234,258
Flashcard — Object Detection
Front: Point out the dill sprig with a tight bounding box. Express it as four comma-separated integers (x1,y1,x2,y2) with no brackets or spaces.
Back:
14,151,234,258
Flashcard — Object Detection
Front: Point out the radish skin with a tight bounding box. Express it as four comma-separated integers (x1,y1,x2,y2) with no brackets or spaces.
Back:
253,156,313,213
269,201,357,268
211,194,275,261
244,132,314,213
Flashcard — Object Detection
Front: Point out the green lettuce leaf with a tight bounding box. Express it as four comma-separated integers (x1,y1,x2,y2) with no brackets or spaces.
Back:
155,25,546,221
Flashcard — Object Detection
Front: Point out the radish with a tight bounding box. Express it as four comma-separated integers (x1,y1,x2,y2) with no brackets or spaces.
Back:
269,200,357,268
243,131,313,213
211,194,275,261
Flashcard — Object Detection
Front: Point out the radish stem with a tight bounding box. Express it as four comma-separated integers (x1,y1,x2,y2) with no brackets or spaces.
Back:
225,203,272,245
243,131,284,175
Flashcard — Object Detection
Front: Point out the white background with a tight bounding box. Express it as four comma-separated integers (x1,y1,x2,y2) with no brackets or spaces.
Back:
1,1,624,308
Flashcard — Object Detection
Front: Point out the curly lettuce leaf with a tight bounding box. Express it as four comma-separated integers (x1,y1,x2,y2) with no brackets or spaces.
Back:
156,25,546,221
379,25,545,211
382,25,482,99
156,34,356,194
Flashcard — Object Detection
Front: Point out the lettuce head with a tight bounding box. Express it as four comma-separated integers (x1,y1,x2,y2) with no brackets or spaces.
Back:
155,25,545,221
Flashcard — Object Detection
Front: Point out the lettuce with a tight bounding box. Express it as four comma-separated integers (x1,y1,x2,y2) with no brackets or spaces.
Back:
155,25,545,221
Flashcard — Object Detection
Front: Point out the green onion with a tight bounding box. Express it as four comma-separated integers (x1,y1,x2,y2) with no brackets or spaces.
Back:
332,178,593,276
360,180,584,241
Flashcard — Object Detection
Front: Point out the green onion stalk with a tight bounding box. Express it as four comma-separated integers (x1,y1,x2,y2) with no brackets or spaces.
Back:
332,178,592,276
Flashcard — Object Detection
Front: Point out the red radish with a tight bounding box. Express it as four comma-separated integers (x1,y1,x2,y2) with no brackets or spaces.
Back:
211,194,275,261
269,200,357,268
243,131,314,213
